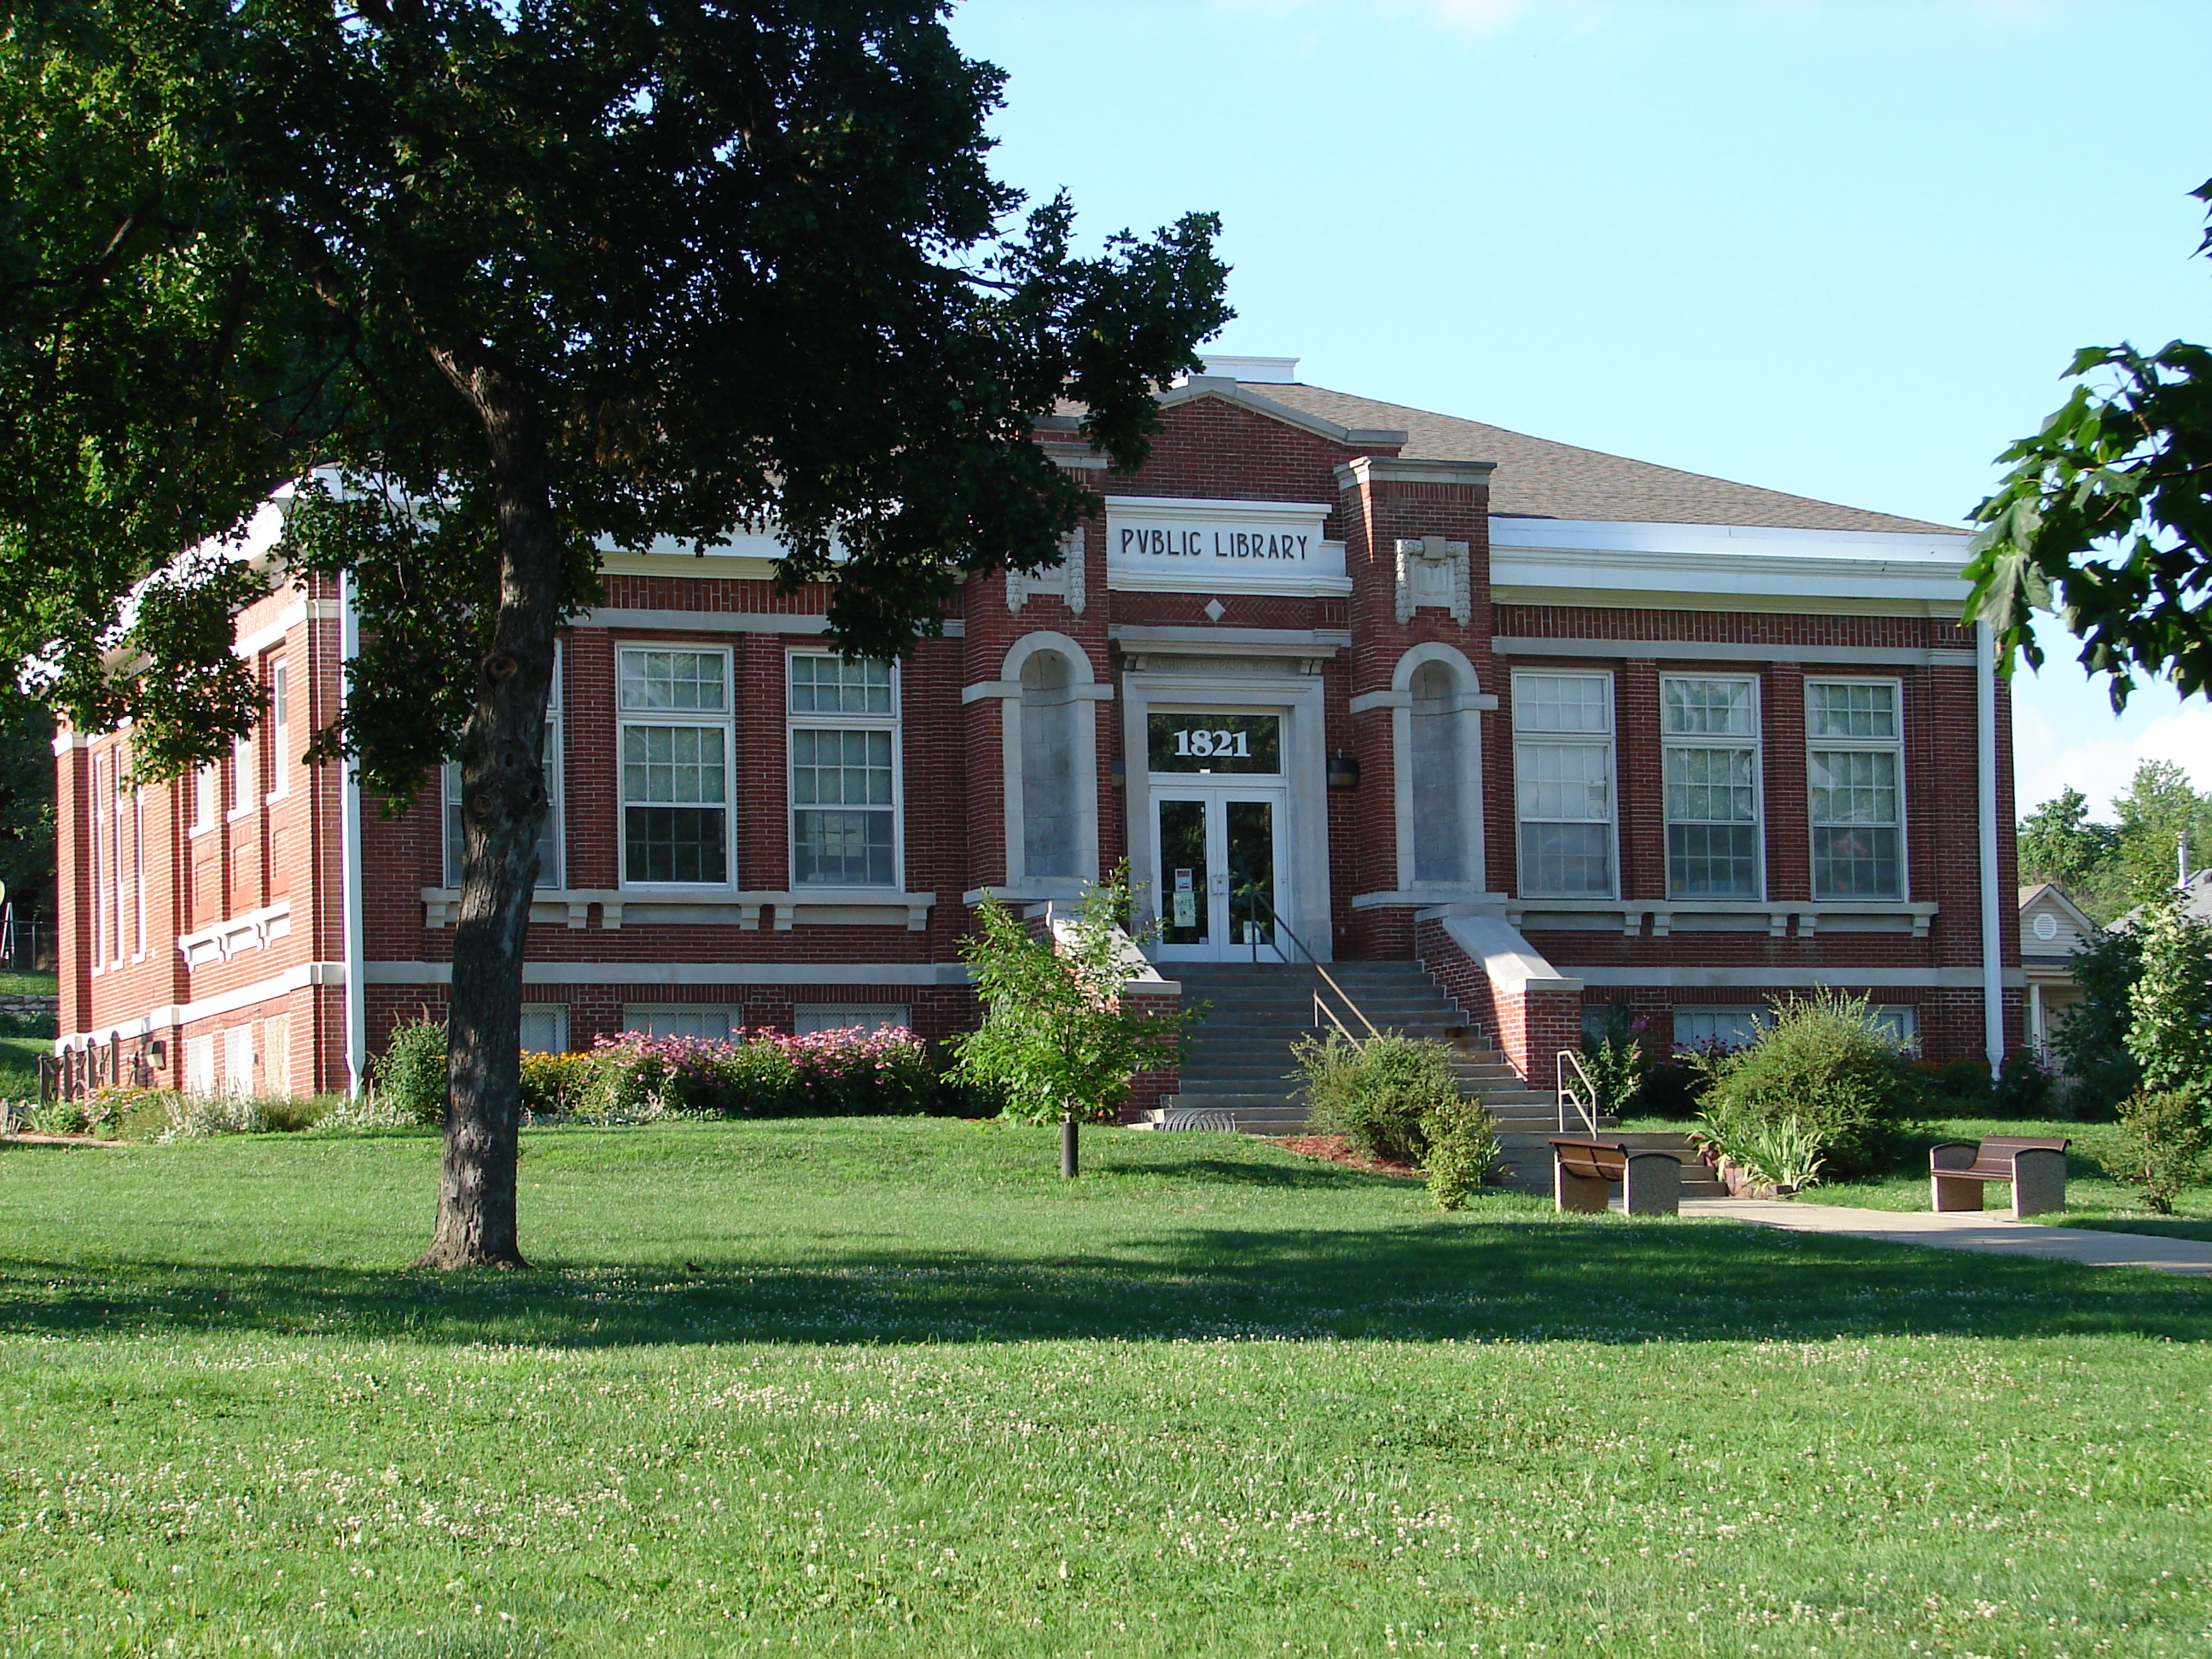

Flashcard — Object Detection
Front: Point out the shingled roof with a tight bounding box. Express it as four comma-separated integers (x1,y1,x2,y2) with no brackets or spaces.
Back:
1253,380,1962,536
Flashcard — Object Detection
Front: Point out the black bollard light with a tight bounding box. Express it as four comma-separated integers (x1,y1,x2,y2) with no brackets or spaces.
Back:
1061,1109,1080,1179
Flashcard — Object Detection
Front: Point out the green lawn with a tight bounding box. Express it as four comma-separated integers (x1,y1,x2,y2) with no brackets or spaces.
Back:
4,1119,2209,1656
0,968,56,997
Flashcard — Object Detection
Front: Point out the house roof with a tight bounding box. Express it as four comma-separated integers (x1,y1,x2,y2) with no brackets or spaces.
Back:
2019,882,2098,934
2113,868,2212,932
1242,380,1964,536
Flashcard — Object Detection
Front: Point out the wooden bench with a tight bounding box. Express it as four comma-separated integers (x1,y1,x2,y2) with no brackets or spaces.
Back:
1549,1137,1681,1216
1930,1135,2070,1219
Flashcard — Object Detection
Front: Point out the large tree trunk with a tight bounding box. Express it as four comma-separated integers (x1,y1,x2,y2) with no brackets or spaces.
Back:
416,344,563,1270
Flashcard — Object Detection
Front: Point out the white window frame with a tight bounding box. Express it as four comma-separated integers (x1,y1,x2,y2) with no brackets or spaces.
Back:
1805,676,1906,903
192,763,218,836
620,1004,741,1039
446,644,565,890
519,1004,570,1054
1511,669,1617,900
228,725,256,823
1390,643,1488,896
617,643,734,891
795,1004,912,1036
786,651,904,892
264,1012,292,1097
183,1034,216,1095
1661,673,1764,901
265,660,289,802
1672,1004,1772,1051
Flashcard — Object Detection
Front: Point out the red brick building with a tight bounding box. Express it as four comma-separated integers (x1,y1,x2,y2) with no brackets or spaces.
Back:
53,357,2018,1100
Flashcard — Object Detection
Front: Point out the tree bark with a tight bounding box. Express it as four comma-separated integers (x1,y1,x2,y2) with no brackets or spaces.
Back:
414,341,562,1270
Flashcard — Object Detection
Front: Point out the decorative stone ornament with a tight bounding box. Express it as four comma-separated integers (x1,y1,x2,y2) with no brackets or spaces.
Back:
1394,535,1471,625
1005,530,1086,615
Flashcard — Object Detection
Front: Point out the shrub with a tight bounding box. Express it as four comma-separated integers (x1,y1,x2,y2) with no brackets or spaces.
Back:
28,1097,85,1136
2100,1090,2211,1215
1634,1061,1708,1121
1694,991,1913,1181
520,1051,601,1119
152,1091,328,1141
370,1015,448,1126
1295,1029,1462,1166
1990,1049,2056,1119
1579,1034,1644,1118
1419,1096,1501,1211
581,1025,941,1122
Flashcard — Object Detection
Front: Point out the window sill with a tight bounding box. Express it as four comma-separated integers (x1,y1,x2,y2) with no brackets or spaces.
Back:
1505,898,1937,939
420,887,935,933
177,901,293,965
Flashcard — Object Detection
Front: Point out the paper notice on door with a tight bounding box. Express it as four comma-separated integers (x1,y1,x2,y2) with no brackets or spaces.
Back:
1173,868,1196,928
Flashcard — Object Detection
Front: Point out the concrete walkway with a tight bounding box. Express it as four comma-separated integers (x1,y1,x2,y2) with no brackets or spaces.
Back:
1682,1197,2212,1278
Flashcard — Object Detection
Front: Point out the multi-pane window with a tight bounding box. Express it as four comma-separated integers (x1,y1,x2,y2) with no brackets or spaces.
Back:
445,649,563,888
789,655,899,888
1662,676,1761,898
1807,679,1902,900
620,646,729,885
1513,671,1615,897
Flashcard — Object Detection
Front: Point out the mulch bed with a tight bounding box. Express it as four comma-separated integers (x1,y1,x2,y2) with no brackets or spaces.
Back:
1272,1133,1422,1180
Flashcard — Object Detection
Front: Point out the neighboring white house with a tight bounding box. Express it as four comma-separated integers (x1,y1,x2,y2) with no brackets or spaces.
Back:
2018,882,2098,1057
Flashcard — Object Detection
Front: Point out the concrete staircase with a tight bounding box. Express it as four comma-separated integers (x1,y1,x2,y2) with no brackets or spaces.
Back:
1140,960,1720,1198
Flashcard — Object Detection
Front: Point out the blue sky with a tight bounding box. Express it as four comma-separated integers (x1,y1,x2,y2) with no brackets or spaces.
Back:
947,0,2212,818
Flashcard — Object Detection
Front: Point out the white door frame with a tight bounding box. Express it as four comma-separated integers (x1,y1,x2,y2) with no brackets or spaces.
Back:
1149,783,1290,963
1121,667,1331,962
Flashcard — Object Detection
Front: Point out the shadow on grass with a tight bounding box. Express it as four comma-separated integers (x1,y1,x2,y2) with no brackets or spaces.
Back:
2061,1216,2212,1244
5,1213,2208,1349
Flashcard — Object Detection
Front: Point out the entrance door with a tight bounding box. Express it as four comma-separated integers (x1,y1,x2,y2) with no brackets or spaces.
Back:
1152,789,1286,961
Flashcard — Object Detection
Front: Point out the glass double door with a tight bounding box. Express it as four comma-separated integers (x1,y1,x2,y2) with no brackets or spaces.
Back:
1152,788,1286,961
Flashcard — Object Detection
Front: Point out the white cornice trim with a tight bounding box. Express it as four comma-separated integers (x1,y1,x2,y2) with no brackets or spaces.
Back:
1336,455,1495,490
1493,637,1976,668
1567,965,2024,990
582,608,965,639
364,960,972,987
1109,625,1351,655
1488,517,1972,608
1152,378,1407,448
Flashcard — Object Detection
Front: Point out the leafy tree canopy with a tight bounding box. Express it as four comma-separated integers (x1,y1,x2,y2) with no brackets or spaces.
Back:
2017,763,2211,923
1965,177,2212,705
0,0,1231,1266
1,0,1231,799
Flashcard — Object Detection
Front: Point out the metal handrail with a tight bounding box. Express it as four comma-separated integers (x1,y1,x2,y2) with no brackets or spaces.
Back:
1235,883,1382,1042
1556,1046,1600,1135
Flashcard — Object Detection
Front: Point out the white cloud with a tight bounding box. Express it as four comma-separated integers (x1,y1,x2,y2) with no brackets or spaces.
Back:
2014,695,2212,820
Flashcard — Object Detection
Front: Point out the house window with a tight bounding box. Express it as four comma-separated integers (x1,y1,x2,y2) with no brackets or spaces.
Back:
519,1005,569,1054
222,1026,253,1096
264,1013,291,1097
230,727,254,819
795,1004,911,1036
1870,1004,1918,1048
1807,679,1903,900
619,646,727,886
1019,650,1078,880
621,1004,738,1039
193,763,217,835
1662,676,1761,898
267,661,288,800
446,649,564,888
184,1035,216,1095
1513,671,1615,898
1409,660,1473,884
789,655,899,888
1673,1005,1769,1051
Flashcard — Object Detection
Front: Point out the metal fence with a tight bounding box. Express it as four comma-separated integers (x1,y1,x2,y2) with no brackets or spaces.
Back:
0,912,49,974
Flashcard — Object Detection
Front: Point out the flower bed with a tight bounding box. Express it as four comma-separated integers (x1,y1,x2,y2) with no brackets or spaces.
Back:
524,1025,952,1122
